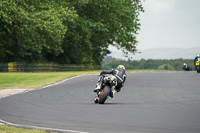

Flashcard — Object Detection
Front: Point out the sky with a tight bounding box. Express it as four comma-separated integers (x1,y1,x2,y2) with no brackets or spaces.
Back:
137,0,200,50
109,0,200,59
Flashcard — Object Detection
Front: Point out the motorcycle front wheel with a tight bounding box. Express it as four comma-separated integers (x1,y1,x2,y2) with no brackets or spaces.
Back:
196,66,200,73
98,86,111,104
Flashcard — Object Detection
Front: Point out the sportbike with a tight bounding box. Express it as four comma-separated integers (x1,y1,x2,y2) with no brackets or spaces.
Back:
195,58,200,73
94,75,117,104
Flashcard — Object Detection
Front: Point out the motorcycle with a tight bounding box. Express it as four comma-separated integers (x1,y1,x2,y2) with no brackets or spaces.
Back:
94,75,117,104
195,58,200,73
183,63,192,71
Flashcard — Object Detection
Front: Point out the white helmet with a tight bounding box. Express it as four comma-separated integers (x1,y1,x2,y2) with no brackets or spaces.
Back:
197,54,200,57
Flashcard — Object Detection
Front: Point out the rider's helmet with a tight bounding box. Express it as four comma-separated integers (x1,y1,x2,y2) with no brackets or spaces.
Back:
117,65,125,70
183,63,186,66
197,54,200,57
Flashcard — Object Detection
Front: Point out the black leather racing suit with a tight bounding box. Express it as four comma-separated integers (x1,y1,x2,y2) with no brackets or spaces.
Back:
183,64,190,71
99,68,127,92
194,57,200,65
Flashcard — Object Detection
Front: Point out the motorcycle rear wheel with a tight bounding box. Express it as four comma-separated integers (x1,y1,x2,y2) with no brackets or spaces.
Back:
98,86,111,104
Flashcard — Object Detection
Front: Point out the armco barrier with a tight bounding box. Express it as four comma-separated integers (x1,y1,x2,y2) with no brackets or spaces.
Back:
0,63,101,72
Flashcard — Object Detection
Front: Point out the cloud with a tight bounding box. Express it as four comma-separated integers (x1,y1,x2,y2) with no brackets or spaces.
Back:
137,0,200,50
145,0,175,13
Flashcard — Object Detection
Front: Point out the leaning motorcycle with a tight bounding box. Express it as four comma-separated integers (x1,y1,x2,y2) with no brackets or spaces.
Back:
183,64,192,71
95,75,117,104
195,58,200,73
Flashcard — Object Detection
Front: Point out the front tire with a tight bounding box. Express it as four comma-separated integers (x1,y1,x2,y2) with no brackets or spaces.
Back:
196,66,200,73
98,86,111,104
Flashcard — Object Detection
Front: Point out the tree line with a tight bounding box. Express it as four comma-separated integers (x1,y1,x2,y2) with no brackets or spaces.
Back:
102,57,195,70
0,0,144,65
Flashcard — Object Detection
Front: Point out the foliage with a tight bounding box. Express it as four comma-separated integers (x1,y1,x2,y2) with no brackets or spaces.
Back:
0,0,77,62
102,58,195,70
0,0,143,64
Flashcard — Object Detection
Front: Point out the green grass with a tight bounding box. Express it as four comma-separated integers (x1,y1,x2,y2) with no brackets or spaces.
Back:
0,125,49,133
0,71,101,90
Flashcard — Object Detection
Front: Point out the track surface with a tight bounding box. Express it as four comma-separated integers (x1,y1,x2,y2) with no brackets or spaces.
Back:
0,71,200,133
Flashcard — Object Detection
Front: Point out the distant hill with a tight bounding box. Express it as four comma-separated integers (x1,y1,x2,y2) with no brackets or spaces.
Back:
108,47,200,60
103,56,117,62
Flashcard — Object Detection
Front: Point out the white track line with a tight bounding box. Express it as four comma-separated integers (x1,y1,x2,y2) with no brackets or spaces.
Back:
0,119,88,133
39,74,97,90
0,74,96,133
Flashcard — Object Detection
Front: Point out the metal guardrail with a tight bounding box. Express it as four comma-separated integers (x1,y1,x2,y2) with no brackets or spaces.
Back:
0,62,101,72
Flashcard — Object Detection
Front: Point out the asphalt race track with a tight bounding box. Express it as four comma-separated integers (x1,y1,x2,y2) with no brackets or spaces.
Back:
0,71,200,133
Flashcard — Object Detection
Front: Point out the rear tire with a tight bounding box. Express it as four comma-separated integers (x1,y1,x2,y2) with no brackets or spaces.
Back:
98,86,111,104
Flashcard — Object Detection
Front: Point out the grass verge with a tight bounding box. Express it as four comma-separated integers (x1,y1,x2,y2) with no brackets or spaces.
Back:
0,125,50,133
0,71,101,90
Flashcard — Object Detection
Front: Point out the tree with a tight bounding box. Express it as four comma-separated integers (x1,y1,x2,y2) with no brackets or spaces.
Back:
0,0,144,64
57,0,144,64
0,0,77,62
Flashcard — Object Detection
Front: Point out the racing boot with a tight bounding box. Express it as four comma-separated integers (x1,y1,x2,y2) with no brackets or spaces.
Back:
110,89,117,98
94,83,101,92
94,96,99,104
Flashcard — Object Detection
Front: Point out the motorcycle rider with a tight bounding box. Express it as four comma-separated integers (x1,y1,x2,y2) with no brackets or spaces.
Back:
183,63,191,71
94,65,127,102
194,54,200,65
